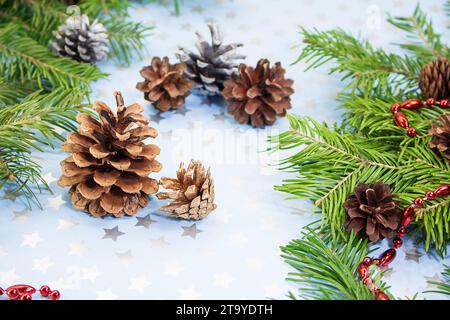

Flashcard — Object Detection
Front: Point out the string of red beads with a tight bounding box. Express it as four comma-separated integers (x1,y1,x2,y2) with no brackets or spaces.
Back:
0,284,60,300
391,98,450,137
357,184,450,300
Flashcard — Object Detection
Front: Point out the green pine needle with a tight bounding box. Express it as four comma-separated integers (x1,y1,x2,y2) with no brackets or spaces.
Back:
282,225,391,300
425,265,450,297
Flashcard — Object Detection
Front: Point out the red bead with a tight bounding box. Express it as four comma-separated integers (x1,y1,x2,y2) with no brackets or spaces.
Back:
40,285,51,297
440,99,449,108
425,191,436,200
357,263,369,279
379,248,396,267
393,237,403,248
413,197,423,207
372,259,380,265
375,291,390,300
435,184,450,196
363,257,373,265
397,226,407,237
6,288,19,300
401,206,415,226
394,112,409,128
426,98,436,105
20,294,32,300
49,290,60,300
390,103,400,113
400,98,424,110
407,127,417,137
0,287,4,296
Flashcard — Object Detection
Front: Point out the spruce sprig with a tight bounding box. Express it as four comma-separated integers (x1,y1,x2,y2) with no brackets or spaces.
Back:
282,225,390,300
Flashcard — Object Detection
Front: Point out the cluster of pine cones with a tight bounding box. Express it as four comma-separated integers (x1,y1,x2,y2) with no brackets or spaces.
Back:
58,92,217,220
136,23,295,128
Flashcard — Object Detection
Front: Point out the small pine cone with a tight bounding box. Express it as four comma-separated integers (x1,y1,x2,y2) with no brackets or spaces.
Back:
429,113,450,161
51,14,109,64
222,59,294,128
156,160,217,220
136,57,192,112
176,23,245,96
419,58,450,100
344,183,402,242
58,92,162,218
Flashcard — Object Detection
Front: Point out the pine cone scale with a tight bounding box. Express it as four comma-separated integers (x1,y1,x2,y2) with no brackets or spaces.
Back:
419,58,450,100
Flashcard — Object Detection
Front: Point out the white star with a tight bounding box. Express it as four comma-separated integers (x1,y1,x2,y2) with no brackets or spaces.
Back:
179,286,201,300
42,172,57,185
96,288,118,300
21,232,43,248
81,266,102,283
229,232,248,247
128,275,152,293
264,284,285,299
0,269,20,283
213,272,234,288
57,217,78,230
33,256,54,273
0,246,7,257
68,241,88,257
163,263,185,277
47,194,66,210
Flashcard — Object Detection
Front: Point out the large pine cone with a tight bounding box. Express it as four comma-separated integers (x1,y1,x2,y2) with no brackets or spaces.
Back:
51,14,109,64
156,160,216,220
136,57,192,112
419,58,450,100
344,183,401,242
429,113,450,161
58,92,161,217
222,59,294,128
176,23,245,96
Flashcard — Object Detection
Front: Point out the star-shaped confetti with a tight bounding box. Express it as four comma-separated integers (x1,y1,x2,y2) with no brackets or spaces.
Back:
181,224,203,239
404,247,424,263
129,275,152,293
96,288,118,300
149,112,166,124
57,217,78,230
21,232,43,248
2,189,20,202
163,262,185,277
68,241,88,257
12,208,30,222
179,286,201,300
0,269,20,283
102,226,125,242
150,236,170,248
42,172,57,185
47,194,67,210
135,214,157,229
32,256,55,273
213,272,234,288
116,250,134,266
213,112,227,122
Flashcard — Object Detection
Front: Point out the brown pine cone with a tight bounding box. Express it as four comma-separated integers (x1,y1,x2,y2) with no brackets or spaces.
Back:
343,183,402,242
222,59,294,128
58,92,162,217
156,160,217,220
429,113,450,161
419,58,450,100
136,56,192,112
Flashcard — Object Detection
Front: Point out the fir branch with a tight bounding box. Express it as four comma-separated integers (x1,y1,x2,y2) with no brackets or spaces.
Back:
387,5,449,62
0,88,87,207
425,265,450,297
282,225,391,300
103,19,152,65
296,27,421,95
0,23,107,90
78,0,132,18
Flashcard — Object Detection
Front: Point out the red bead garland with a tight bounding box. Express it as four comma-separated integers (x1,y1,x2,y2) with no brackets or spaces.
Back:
357,184,450,300
391,98,450,137
0,284,60,300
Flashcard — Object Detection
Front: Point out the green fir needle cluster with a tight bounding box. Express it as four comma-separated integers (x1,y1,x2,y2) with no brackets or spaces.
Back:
0,0,156,206
271,3,450,299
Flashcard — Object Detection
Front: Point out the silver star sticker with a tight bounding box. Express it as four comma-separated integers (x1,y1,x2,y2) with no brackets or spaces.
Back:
182,224,203,239
425,273,442,289
404,247,424,263
213,112,227,122
150,112,165,124
102,226,125,242
2,189,20,202
13,209,30,222
175,107,190,116
135,214,157,229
